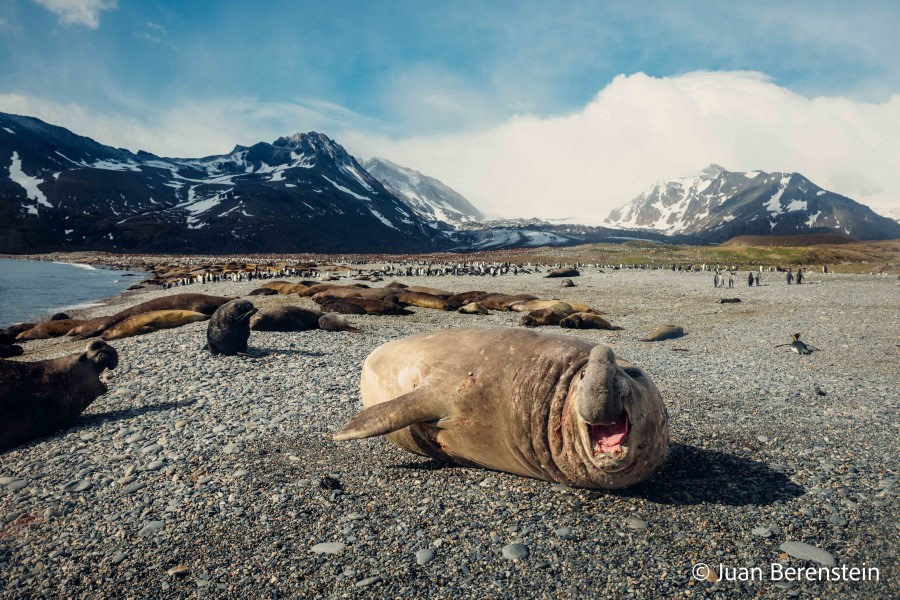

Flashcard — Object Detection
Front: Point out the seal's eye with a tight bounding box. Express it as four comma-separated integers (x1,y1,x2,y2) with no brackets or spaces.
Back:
624,368,643,379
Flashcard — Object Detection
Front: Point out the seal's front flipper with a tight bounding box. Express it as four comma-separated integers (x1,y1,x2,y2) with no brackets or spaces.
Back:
334,389,445,441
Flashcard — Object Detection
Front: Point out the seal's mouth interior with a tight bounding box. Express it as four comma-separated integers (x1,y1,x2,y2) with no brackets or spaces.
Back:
589,412,629,453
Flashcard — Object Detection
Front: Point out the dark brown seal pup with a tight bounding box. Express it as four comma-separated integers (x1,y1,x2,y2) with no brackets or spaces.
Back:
50,312,71,321
250,306,324,331
1,323,37,343
0,340,118,451
322,298,411,316
71,294,234,339
559,313,622,330
0,344,24,358
17,319,84,341
559,279,575,288
207,300,257,356
336,328,668,489
319,299,368,315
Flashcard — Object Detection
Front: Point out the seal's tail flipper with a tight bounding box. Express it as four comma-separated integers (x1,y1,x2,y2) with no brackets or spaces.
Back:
334,389,444,441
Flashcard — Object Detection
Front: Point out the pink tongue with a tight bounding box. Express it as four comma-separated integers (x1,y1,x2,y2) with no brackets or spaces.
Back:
591,416,629,452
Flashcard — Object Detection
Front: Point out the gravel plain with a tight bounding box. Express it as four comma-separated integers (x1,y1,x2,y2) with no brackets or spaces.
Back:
1,267,898,598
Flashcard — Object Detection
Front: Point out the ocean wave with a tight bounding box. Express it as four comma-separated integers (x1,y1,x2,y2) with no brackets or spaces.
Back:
52,261,99,271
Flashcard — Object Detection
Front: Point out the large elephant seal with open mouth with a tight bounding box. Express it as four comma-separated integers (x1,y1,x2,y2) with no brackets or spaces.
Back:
336,328,669,489
0,341,118,451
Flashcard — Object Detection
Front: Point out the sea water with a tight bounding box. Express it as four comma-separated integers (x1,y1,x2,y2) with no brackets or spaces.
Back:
0,258,146,327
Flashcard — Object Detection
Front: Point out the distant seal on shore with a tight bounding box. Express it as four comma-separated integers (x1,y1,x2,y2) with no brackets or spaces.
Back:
71,294,234,339
447,291,486,306
471,293,538,311
458,302,489,315
559,313,621,330
207,300,257,356
322,298,411,316
17,319,84,341
50,313,71,321
639,325,684,342
403,285,453,298
101,310,209,340
545,268,580,278
559,279,575,288
248,288,279,296
520,308,571,327
250,306,324,332
1,323,36,345
318,313,359,332
509,300,573,313
335,328,668,489
0,340,118,451
395,292,455,311
319,299,367,315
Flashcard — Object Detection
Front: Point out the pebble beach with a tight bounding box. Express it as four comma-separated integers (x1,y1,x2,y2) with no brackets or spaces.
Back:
1,267,897,598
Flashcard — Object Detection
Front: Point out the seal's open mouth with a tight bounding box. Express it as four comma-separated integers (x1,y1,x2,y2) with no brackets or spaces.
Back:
590,412,629,453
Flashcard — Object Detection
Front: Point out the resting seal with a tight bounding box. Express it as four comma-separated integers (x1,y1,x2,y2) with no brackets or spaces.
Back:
639,325,684,342
318,313,360,332
17,319,84,340
520,308,571,327
248,288,279,296
545,268,580,278
207,300,257,356
458,302,489,315
70,294,234,339
336,328,669,489
0,341,118,451
0,344,24,358
101,310,209,340
250,306,324,331
395,292,455,311
509,300,573,313
559,313,621,330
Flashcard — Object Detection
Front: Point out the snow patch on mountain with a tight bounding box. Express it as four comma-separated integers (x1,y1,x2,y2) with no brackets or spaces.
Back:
8,151,51,209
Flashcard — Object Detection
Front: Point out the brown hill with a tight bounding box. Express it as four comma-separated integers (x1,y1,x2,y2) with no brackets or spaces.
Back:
722,233,857,247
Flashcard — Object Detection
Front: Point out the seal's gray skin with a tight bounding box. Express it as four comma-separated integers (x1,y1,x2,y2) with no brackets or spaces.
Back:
250,306,323,332
0,341,118,451
207,300,257,356
318,313,360,332
336,328,669,490
639,325,684,342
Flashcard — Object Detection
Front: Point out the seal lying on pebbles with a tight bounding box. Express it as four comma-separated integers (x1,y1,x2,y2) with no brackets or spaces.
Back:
509,300,573,313
559,313,621,330
336,328,668,489
545,268,579,278
458,302,490,315
639,325,684,342
0,340,118,451
207,299,257,356
318,313,359,332
0,323,36,345
559,279,575,288
250,307,323,332
17,319,84,341
520,308,571,327
70,293,234,339
395,292,455,311
0,344,24,358
472,293,537,311
101,310,209,340
248,288,279,296
320,298,411,316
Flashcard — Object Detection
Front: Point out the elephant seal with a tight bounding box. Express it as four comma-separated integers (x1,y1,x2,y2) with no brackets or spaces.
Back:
17,319,84,341
315,287,396,301
50,312,71,321
448,291,487,306
71,294,234,339
520,308,571,327
639,325,684,342
403,285,452,298
545,268,580,278
207,300,257,356
101,310,209,340
395,292,454,311
559,279,575,288
335,328,668,489
322,298,411,316
472,293,538,311
1,323,36,343
248,287,279,296
319,299,367,315
318,313,360,332
509,300,573,314
250,306,324,331
560,313,622,330
567,302,604,315
458,302,490,315
0,344,24,358
716,298,741,304
385,281,408,289
0,340,118,451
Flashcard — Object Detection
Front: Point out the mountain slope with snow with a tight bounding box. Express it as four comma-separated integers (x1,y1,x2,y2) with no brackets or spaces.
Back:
605,165,900,242
362,157,483,227
0,113,437,253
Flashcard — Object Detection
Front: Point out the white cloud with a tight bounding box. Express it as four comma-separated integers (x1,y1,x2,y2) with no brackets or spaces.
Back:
2,71,898,223
32,0,117,29
344,71,900,223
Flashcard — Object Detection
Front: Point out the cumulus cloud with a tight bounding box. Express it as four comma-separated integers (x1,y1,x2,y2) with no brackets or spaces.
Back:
32,0,117,29
344,71,900,223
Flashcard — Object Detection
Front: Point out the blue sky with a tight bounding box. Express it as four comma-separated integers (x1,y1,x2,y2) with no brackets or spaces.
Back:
2,0,899,219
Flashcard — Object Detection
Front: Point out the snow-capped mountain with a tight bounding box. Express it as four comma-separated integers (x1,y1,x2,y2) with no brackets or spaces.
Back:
0,112,437,253
605,165,900,242
362,157,483,227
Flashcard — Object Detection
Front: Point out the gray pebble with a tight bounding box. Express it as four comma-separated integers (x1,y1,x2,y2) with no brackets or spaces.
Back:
416,548,436,565
501,543,529,561
311,542,346,555
625,516,648,530
138,521,165,536
778,541,835,566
